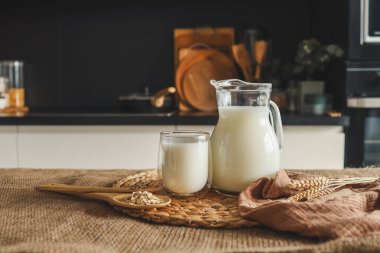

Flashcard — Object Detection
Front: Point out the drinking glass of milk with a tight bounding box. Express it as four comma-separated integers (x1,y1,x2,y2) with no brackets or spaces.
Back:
158,131,212,198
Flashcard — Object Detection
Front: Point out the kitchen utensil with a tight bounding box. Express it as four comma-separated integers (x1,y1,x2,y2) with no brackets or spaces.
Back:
254,40,268,81
37,183,161,193
178,43,211,62
182,54,235,111
243,28,261,63
37,184,170,209
182,61,219,111
176,49,215,106
151,87,176,108
177,45,213,111
174,27,235,72
210,79,283,193
118,86,176,113
176,49,236,111
178,47,209,112
231,44,254,82
242,27,270,64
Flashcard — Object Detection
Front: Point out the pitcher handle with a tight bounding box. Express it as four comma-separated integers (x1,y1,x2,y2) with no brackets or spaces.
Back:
269,100,283,151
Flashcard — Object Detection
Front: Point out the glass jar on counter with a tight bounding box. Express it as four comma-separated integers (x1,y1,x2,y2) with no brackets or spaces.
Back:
0,77,7,109
0,61,25,108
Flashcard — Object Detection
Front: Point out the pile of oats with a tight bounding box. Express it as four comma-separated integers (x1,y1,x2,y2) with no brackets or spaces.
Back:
125,191,163,205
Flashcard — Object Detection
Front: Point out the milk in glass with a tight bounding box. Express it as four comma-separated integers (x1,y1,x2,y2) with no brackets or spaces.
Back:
162,141,209,194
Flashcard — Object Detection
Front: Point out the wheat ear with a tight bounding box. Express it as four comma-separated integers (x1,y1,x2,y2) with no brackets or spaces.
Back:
287,186,325,202
289,177,330,190
287,176,379,202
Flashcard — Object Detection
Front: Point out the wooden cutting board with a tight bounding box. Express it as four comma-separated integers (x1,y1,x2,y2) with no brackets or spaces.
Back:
175,49,215,110
174,28,235,111
176,49,237,112
174,27,235,72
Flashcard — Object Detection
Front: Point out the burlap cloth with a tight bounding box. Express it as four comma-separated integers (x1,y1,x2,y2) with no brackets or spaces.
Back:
2,168,380,253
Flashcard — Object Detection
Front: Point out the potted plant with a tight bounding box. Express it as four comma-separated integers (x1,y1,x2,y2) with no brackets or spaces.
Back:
293,38,344,113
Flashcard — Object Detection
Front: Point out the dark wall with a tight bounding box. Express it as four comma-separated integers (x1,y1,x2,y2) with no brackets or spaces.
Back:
309,0,348,111
0,0,346,110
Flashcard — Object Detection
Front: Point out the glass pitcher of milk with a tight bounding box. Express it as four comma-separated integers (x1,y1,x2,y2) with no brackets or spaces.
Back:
210,79,283,193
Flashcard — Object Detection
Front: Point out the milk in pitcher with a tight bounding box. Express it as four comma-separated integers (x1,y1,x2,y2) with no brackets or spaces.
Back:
211,106,280,192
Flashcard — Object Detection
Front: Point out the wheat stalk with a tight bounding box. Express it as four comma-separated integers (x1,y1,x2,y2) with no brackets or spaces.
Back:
287,186,324,202
289,177,330,190
287,176,379,202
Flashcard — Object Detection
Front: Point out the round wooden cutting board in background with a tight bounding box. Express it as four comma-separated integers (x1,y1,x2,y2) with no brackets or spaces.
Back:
176,49,237,112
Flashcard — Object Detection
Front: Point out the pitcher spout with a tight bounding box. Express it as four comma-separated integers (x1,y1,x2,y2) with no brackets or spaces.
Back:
210,79,245,89
210,80,219,89
210,79,271,91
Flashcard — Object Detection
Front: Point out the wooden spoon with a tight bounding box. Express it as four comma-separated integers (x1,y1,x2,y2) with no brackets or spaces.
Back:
254,40,268,81
37,184,170,209
232,43,254,82
37,183,160,193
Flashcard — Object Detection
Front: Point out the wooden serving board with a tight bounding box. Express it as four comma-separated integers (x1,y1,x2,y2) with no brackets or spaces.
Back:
173,27,236,112
174,27,235,72
175,49,237,112
182,53,236,111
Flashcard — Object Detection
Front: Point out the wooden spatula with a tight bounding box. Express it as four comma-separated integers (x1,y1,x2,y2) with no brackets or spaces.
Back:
254,40,268,82
232,44,253,82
